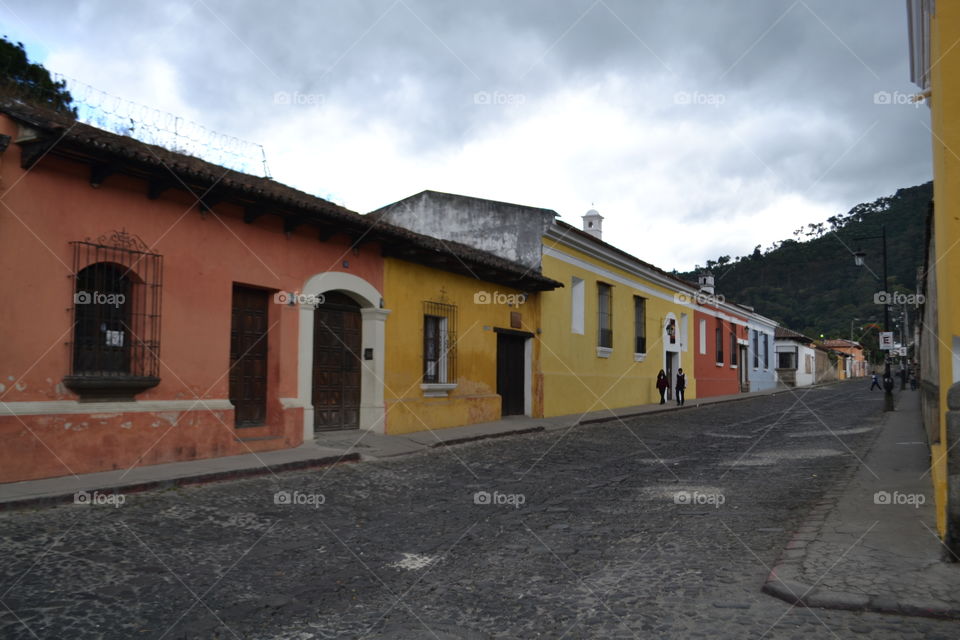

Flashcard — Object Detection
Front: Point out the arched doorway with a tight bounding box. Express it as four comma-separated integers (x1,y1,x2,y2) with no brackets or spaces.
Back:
295,272,390,440
312,292,362,431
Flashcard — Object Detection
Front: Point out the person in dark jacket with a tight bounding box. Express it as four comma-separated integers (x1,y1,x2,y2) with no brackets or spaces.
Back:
675,368,686,406
656,369,669,404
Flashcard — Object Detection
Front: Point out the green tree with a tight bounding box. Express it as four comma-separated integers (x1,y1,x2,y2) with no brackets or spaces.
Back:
0,36,76,115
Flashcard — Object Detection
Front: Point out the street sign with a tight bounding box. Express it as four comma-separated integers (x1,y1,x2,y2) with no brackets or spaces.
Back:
898,346,908,356
879,332,895,350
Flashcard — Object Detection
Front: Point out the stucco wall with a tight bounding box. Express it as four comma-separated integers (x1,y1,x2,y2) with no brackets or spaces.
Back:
0,114,383,481
539,242,695,416
382,258,540,434
372,191,555,271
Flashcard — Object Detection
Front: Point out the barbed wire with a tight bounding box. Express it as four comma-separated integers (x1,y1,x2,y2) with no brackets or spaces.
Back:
51,74,271,178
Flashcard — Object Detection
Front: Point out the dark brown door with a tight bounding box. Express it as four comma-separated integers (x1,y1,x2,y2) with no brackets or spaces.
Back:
229,285,269,427
497,333,526,416
313,292,362,431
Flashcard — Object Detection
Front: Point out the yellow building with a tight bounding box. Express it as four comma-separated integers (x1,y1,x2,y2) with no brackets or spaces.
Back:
372,192,702,425
381,240,560,435
540,216,697,416
908,0,960,547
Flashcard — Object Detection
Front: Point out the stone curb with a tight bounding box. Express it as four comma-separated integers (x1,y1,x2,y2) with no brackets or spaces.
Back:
761,398,960,621
0,452,361,512
428,426,546,448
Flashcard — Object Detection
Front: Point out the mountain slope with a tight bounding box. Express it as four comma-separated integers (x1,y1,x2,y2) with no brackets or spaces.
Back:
679,182,931,347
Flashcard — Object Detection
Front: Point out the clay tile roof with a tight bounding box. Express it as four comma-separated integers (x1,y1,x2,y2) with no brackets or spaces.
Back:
0,98,561,292
775,326,813,343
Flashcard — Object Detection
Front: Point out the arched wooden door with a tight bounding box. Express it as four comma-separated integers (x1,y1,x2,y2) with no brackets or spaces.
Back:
312,292,362,431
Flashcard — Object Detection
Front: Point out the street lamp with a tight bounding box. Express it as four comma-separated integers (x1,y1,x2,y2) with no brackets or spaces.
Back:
852,224,894,411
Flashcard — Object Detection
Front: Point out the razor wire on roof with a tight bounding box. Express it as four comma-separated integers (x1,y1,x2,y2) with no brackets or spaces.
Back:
52,74,271,178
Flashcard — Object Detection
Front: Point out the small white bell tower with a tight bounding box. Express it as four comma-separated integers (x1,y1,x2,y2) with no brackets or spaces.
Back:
582,208,603,240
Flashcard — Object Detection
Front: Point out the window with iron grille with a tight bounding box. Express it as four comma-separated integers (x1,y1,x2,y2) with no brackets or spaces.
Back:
423,301,457,384
730,327,738,365
597,282,612,349
753,330,760,368
633,295,646,354
763,334,769,369
65,233,163,401
715,318,724,363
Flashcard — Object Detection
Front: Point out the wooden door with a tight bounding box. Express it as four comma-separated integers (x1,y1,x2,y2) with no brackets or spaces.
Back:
313,292,362,431
497,333,526,416
229,285,269,427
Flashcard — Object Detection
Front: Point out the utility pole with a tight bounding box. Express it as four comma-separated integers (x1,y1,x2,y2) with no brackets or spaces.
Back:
853,224,894,411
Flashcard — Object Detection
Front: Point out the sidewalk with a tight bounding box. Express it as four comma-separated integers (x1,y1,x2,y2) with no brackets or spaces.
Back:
0,380,825,511
763,389,960,619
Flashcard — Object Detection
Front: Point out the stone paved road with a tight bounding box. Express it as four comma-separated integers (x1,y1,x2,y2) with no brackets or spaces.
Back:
2,382,958,639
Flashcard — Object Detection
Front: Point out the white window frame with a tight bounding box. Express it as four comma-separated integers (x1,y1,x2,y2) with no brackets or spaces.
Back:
571,276,584,335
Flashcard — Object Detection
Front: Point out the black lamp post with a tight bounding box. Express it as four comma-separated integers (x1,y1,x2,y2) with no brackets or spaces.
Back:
853,224,894,411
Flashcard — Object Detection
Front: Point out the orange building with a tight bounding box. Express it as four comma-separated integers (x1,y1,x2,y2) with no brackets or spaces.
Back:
692,304,750,397
0,100,545,483
821,339,868,378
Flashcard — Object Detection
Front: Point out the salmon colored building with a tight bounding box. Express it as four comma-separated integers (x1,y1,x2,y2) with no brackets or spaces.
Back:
0,101,513,483
691,302,750,397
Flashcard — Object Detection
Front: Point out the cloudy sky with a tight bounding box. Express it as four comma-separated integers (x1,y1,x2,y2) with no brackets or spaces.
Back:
2,0,931,272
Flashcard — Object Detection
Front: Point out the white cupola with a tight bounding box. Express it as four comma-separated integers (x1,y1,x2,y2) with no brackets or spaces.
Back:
582,208,603,240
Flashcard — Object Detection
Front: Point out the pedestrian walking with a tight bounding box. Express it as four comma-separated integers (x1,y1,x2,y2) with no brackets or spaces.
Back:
869,373,881,390
656,369,669,404
910,373,918,390
675,368,686,406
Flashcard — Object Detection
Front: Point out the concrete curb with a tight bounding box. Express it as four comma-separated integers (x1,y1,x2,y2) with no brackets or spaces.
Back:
0,452,361,512
761,394,960,621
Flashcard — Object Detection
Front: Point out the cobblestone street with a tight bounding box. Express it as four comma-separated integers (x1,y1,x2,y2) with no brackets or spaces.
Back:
2,382,957,639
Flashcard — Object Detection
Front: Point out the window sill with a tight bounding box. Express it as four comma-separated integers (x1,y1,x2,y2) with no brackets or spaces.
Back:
715,362,724,367
63,375,161,402
421,383,457,398
633,352,646,362
597,347,613,358
730,364,738,369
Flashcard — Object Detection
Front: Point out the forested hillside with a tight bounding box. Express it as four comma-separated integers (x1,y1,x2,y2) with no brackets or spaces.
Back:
679,182,931,350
